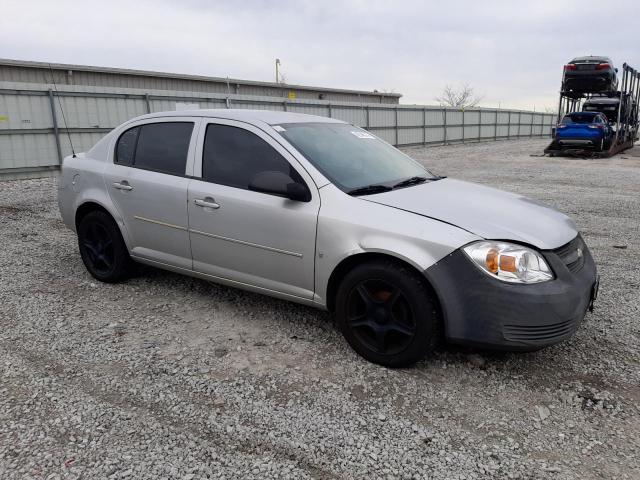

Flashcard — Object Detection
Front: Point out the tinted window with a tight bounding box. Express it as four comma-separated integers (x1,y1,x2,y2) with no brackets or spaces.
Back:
202,124,302,189
562,114,597,124
115,127,139,166
134,122,194,176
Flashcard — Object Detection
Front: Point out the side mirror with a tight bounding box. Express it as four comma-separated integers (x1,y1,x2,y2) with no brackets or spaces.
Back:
248,171,311,202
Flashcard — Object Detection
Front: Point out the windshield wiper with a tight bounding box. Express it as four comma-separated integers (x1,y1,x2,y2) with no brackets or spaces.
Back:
347,184,393,196
392,176,428,189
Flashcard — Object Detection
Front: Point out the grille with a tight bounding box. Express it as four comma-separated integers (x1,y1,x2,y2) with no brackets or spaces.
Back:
553,235,585,273
503,318,577,342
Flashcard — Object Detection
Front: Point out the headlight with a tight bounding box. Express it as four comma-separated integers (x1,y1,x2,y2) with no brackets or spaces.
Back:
462,241,553,284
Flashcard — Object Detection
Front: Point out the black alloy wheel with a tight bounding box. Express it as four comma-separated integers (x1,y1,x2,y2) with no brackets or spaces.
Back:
81,221,114,275
345,279,416,356
77,210,133,283
336,259,440,367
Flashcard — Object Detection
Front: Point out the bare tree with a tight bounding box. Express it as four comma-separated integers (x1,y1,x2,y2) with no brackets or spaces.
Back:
435,84,483,108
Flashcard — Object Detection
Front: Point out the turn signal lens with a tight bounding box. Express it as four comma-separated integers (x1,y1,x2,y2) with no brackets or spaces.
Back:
486,248,499,273
463,241,553,284
499,254,517,272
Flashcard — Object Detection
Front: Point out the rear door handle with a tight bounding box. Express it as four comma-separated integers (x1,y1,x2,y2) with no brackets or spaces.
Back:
194,198,220,209
113,181,133,191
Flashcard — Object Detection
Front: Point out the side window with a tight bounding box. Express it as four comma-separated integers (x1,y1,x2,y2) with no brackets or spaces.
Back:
125,122,194,176
115,127,139,166
202,124,304,190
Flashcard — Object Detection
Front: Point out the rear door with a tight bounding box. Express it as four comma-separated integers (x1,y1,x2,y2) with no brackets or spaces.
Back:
187,119,320,300
104,118,199,269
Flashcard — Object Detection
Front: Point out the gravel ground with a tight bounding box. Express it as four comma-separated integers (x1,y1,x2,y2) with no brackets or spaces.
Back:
1,138,639,479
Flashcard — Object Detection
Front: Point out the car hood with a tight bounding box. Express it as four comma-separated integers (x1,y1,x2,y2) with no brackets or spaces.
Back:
363,178,577,250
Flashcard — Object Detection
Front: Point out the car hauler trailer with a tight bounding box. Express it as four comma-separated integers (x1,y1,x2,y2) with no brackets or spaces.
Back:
545,62,639,157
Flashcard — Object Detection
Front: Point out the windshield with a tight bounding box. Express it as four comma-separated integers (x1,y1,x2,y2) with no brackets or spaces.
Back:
276,123,434,191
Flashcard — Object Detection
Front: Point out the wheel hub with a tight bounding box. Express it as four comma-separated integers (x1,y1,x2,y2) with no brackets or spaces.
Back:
372,306,389,324
345,280,417,355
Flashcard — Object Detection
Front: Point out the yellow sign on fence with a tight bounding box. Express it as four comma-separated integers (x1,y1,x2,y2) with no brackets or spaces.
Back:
288,91,297,100
0,115,9,122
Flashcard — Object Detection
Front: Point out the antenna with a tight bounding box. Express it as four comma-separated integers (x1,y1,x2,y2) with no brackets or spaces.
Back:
48,63,76,157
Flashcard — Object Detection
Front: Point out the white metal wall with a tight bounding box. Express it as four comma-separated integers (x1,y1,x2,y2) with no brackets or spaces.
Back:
0,82,556,179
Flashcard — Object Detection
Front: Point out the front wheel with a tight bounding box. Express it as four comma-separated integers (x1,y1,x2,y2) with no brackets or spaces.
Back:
335,259,441,367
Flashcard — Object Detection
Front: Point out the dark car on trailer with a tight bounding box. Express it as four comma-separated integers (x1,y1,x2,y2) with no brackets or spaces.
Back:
562,56,618,95
582,97,621,122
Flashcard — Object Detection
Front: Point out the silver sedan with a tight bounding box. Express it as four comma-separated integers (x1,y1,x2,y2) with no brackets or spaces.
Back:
58,109,598,366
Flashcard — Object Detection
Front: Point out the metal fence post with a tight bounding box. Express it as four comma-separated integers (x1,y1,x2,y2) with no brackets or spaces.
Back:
518,111,522,137
477,110,481,142
365,105,370,130
443,108,447,145
423,108,427,145
494,110,498,140
530,113,534,137
48,89,63,165
394,107,399,146
507,111,511,139
461,109,465,143
328,103,332,118
144,93,151,113
282,100,287,112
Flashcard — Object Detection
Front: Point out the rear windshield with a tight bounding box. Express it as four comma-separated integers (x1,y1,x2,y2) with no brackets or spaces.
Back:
562,114,597,124
570,58,608,64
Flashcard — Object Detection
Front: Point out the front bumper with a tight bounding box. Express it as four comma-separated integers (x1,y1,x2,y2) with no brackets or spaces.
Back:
424,235,598,350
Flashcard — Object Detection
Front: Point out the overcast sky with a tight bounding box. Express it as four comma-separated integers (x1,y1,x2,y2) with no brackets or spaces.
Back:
1,0,638,110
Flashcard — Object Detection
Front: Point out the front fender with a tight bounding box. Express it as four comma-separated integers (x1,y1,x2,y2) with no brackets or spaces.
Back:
314,186,481,307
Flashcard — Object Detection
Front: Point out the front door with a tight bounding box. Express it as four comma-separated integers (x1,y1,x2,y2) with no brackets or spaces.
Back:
188,119,319,299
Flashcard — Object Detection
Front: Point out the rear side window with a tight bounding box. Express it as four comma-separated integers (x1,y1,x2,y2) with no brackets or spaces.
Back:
115,127,139,166
134,123,194,175
202,124,302,189
115,122,194,176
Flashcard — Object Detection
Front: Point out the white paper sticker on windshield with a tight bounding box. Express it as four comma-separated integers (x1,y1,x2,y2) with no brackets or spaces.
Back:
351,130,375,139
273,125,286,132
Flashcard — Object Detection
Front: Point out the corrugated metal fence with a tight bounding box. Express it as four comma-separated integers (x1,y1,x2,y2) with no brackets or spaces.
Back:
0,82,555,179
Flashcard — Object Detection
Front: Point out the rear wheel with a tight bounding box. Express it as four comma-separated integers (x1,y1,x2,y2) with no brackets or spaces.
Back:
77,210,133,283
335,259,440,367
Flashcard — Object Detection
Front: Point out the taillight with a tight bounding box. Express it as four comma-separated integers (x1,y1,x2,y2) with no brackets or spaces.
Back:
588,124,604,129
557,124,567,129
564,64,577,71
595,63,610,70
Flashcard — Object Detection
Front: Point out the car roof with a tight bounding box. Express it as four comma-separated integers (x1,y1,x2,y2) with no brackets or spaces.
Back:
129,109,347,126
569,56,612,63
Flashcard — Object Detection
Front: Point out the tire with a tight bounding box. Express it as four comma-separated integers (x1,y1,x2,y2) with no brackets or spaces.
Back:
77,210,134,283
335,259,441,367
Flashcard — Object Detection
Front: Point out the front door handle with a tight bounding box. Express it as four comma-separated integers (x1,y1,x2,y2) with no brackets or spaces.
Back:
194,198,220,209
113,181,133,191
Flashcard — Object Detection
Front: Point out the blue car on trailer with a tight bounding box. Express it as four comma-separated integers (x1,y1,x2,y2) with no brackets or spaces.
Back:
552,111,613,152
